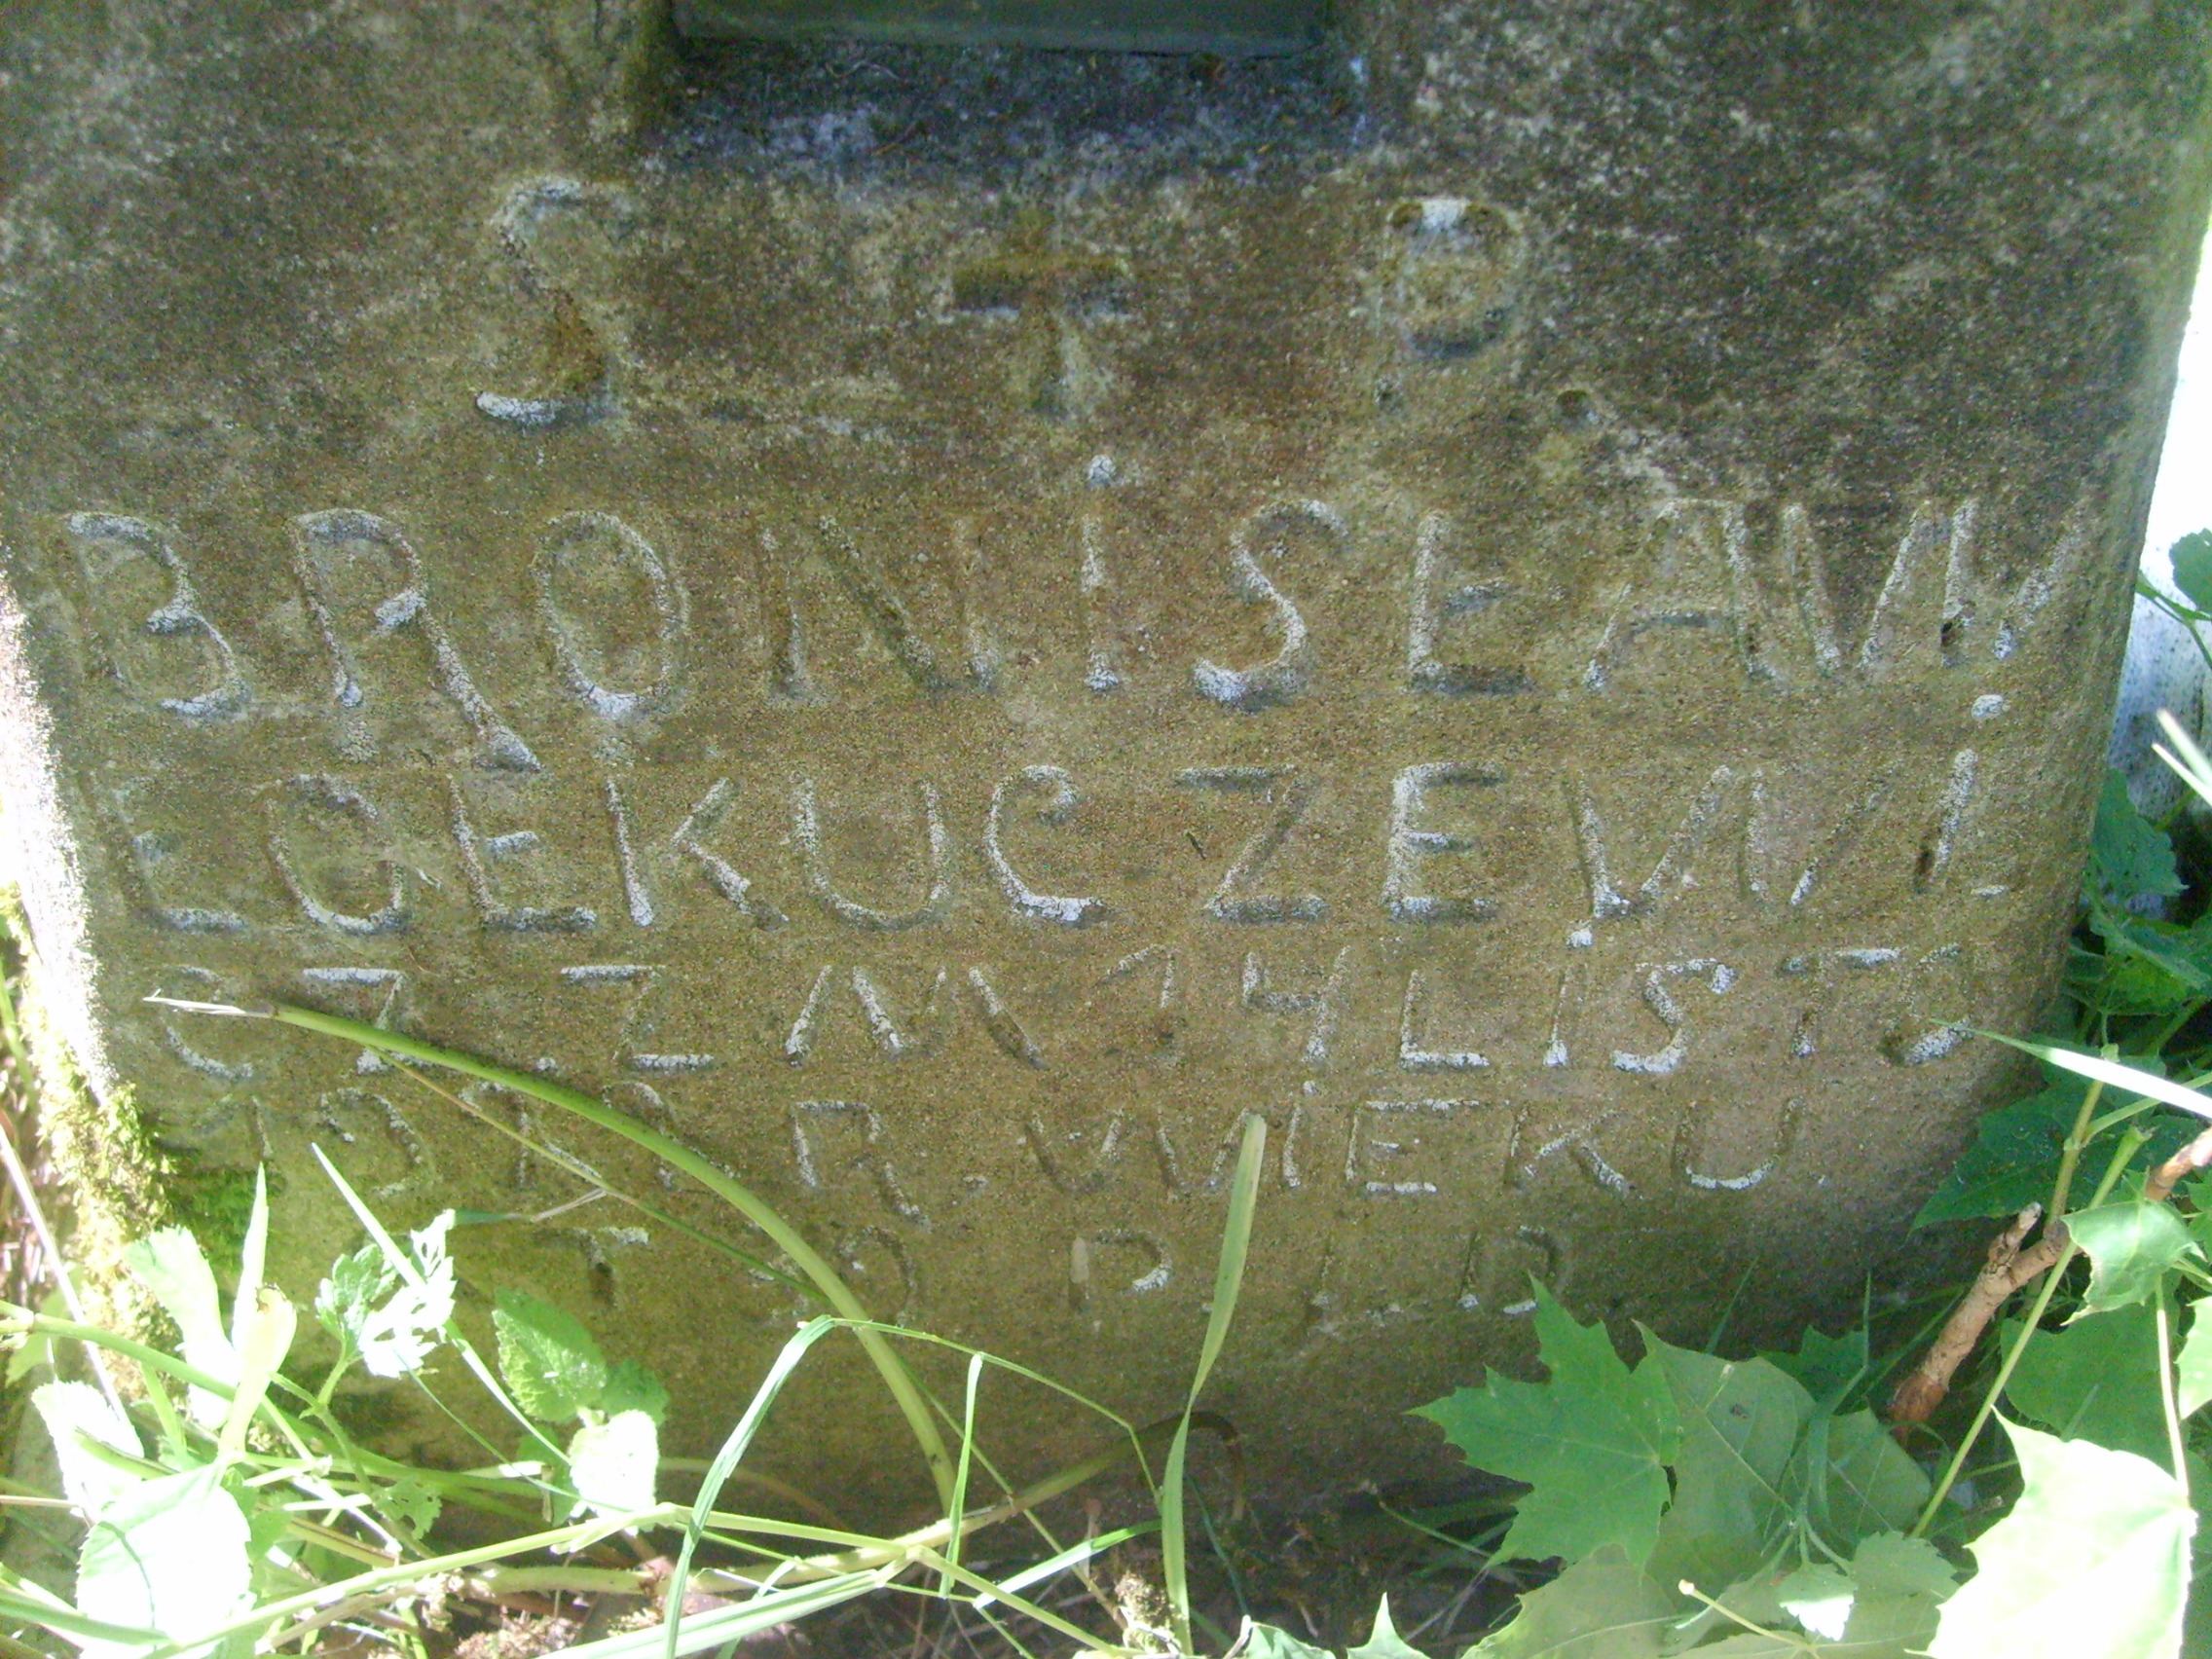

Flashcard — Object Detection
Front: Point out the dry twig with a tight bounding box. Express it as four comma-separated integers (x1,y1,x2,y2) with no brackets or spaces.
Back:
2147,1123,2212,1203
1887,1203,2069,1439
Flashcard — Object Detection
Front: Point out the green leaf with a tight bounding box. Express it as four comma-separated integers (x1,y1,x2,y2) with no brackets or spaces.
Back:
1803,1408,1930,1547
121,1227,233,1424
1348,1596,1425,1659
1775,1563,1856,1641
75,1465,251,1659
566,1408,657,1518
1641,1338,1808,1591
1928,1420,2194,1659
599,1357,670,1424
494,1289,608,1423
1914,1075,2089,1225
2177,1303,2212,1418
2089,769,2182,904
1850,1530,1959,1603
1244,1625,1332,1659
2170,529,2212,611
349,1213,456,1379
31,1381,145,1511
377,1474,441,1538
314,1243,396,1353
2068,1202,2200,1313
1687,1534,1955,1657
2002,1306,2170,1461
1689,1539,1955,1659
1414,1285,1678,1567
1757,1325,1866,1403
1458,1547,1677,1657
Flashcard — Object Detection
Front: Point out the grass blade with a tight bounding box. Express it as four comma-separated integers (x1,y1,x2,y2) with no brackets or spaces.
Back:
940,1350,985,1595
665,1315,844,1659
1983,1032,2212,1122
1162,1111,1267,1653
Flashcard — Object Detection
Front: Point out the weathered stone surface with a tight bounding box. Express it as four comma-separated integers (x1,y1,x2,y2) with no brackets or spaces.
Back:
0,1,2206,1511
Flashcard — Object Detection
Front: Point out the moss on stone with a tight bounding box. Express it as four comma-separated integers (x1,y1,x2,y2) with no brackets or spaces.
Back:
0,889,174,1346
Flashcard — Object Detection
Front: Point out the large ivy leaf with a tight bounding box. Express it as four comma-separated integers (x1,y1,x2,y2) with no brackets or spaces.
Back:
1641,1338,1808,1591
2002,1306,2168,1461
1459,1547,1676,1657
494,1289,608,1423
1415,1286,1678,1567
2089,770,2183,904
2069,1202,2200,1313
1928,1421,2194,1659
76,1465,251,1659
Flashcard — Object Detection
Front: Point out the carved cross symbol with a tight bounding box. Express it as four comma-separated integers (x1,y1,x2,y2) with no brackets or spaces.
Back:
951,220,1132,422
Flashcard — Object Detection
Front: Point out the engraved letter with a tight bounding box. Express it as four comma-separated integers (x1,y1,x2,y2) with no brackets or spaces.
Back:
1784,498,1980,679
63,513,246,719
985,765,1104,926
1176,766,1325,923
448,776,596,933
117,803,247,935
1346,1098,1468,1196
665,779,787,928
291,509,539,770
1383,761,1502,923
791,1100,926,1224
1611,959,1736,1077
1676,1096,1802,1193
300,966,412,1074
1568,765,1750,937
1584,498,1777,691
1240,948,1351,1066
1398,971,1490,1072
1079,512,1124,692
793,778,953,931
1068,1229,1171,1313
1193,499,1346,711
560,963,716,1073
1507,1106,1632,1198
264,776,407,936
535,511,687,720
315,1088,432,1201
1404,512,1529,696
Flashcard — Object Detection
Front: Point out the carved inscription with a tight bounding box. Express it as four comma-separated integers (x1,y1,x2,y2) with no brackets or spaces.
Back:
48,474,2089,1336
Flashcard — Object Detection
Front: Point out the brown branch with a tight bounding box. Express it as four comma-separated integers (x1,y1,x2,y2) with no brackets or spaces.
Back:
2147,1123,2212,1203
1887,1203,2069,1441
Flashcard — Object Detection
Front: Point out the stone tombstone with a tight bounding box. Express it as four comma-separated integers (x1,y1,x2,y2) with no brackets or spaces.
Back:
0,0,2206,1509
